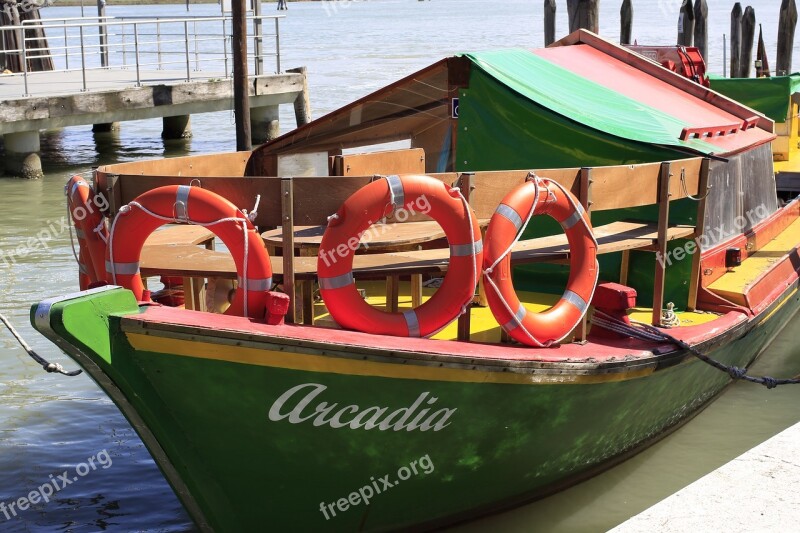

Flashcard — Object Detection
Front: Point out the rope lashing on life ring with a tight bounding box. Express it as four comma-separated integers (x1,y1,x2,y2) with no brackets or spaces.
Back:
482,174,599,347
106,185,272,319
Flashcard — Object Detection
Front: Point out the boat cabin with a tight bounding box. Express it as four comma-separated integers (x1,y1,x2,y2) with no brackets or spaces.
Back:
89,30,796,347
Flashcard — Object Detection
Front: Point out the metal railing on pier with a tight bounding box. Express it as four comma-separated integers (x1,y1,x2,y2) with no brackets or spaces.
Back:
0,13,283,97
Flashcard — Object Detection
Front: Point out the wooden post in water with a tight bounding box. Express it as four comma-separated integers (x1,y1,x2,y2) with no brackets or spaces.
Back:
777,0,798,75
756,24,771,76
620,0,633,45
232,0,252,151
567,0,599,33
730,3,742,77
677,0,694,46
741,6,756,77
694,0,708,61
544,0,556,46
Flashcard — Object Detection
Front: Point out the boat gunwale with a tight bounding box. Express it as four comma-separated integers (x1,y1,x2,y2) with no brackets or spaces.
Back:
117,304,753,380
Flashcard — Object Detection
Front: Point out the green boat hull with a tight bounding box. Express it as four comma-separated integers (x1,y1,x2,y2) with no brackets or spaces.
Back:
32,284,800,531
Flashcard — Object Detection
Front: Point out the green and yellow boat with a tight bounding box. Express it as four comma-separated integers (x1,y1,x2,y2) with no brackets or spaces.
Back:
33,31,800,531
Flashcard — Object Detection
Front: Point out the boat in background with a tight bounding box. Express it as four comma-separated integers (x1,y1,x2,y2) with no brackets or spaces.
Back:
32,31,800,531
710,73,800,199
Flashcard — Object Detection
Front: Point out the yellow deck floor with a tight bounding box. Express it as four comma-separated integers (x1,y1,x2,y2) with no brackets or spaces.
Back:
313,281,720,342
708,217,800,304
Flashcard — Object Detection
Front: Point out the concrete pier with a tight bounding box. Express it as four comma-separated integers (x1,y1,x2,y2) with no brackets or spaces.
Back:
162,115,193,140
250,105,280,145
0,69,307,177
612,421,800,531
3,130,43,179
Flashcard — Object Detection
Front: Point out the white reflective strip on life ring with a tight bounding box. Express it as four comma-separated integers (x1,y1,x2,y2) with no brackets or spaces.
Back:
403,309,420,337
560,202,585,230
450,239,483,257
502,303,527,331
385,174,405,211
105,260,140,275
562,289,589,314
495,203,523,231
175,185,191,222
236,276,273,291
319,272,354,290
70,180,88,198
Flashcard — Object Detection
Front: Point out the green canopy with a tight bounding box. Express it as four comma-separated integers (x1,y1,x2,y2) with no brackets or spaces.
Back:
456,49,721,171
710,74,800,122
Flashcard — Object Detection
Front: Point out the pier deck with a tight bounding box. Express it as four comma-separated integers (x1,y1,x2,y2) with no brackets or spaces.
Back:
0,68,305,134
0,12,304,178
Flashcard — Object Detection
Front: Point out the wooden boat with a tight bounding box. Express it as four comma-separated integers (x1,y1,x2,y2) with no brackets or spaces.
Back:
33,31,800,531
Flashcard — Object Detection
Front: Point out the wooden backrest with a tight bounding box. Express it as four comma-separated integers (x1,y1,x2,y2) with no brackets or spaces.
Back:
587,158,703,211
97,156,706,229
331,148,426,176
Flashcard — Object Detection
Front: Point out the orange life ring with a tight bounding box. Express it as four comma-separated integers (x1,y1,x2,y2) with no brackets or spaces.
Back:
66,176,109,287
318,174,483,337
483,177,598,347
106,185,272,319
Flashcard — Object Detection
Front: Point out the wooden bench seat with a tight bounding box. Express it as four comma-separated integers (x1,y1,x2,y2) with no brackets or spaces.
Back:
139,220,696,281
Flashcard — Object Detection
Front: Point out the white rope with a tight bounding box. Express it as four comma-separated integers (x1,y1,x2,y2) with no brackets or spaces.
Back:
660,302,680,328
93,220,108,244
481,176,600,347
484,175,541,275
64,195,81,268
107,205,125,285
247,194,261,223
545,178,601,336
242,219,249,318
109,201,252,314
482,175,547,347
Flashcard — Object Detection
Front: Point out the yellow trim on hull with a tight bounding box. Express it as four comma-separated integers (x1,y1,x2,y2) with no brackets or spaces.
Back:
124,332,656,385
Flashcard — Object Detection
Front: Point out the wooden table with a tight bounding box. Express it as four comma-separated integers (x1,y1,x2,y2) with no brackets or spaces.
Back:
261,220,451,254
141,225,215,311
262,221,456,322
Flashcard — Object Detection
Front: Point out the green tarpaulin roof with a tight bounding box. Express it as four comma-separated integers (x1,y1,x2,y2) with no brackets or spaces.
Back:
463,49,720,155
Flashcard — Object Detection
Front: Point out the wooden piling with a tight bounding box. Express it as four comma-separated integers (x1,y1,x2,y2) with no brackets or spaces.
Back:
567,0,599,34
756,24,771,77
677,0,694,46
777,0,798,76
620,0,633,45
730,3,742,78
693,0,708,61
544,0,557,46
741,6,756,77
232,0,251,151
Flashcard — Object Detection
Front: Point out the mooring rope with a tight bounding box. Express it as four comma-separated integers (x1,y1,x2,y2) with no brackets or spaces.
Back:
0,313,82,376
592,310,800,389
